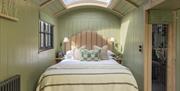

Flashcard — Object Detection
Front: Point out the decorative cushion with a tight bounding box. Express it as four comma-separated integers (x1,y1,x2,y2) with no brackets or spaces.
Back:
72,45,86,60
80,48,100,61
93,45,109,60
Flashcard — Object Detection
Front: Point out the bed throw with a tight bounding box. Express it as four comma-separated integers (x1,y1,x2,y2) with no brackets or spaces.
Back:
36,63,138,91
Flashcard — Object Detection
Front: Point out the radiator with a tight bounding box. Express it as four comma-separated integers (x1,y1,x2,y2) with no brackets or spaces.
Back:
0,75,20,91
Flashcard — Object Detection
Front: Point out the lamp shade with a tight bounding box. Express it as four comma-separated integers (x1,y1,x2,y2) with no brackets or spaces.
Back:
110,37,115,42
63,37,69,43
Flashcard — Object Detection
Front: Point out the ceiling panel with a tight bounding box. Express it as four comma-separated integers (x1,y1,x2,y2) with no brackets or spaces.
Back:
114,0,136,15
32,0,145,17
130,0,145,5
41,0,65,16
32,0,48,5
153,0,180,9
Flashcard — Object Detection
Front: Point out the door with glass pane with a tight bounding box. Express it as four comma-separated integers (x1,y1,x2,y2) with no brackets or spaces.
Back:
152,24,168,91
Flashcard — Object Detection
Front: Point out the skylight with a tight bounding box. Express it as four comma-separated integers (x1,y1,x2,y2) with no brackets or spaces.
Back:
63,0,112,8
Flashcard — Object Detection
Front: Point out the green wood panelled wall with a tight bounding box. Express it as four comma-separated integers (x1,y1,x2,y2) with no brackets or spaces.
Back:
0,0,57,91
57,8,121,50
176,10,180,91
120,7,144,91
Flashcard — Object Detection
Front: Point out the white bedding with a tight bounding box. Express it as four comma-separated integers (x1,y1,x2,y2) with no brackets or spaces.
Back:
36,59,138,91
59,59,119,65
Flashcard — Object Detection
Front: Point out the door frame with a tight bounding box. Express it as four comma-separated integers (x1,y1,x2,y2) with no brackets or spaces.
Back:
144,10,176,91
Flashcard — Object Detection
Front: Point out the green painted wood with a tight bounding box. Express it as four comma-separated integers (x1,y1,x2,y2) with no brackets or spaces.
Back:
149,10,173,24
176,9,180,91
57,8,121,50
0,0,57,91
120,7,144,91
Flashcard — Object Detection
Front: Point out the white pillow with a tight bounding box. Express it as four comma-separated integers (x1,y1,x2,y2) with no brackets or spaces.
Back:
93,45,109,60
108,50,114,56
107,50,114,59
72,45,86,60
64,50,73,59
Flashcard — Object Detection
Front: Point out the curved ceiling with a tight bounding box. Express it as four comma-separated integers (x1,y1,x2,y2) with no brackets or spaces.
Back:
62,0,112,8
32,0,145,17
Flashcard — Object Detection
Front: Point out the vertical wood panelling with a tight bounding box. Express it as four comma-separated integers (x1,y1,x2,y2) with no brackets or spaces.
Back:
0,18,2,80
81,32,87,47
0,1,57,91
57,8,121,51
86,32,91,49
97,34,102,47
120,7,144,91
0,18,8,80
76,33,81,48
176,10,180,91
65,32,112,51
92,32,97,48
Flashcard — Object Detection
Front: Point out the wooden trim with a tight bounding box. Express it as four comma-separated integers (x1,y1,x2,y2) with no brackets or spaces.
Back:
54,9,66,17
112,9,124,17
125,0,139,8
167,24,176,91
0,13,19,21
144,10,152,91
144,0,165,10
108,0,120,9
54,5,124,17
40,0,55,9
144,10,176,91
166,11,176,91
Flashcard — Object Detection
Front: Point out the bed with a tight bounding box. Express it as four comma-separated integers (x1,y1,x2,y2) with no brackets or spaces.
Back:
36,32,138,91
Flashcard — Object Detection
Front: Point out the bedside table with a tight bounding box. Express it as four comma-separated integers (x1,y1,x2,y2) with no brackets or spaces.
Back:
55,57,64,63
113,57,122,64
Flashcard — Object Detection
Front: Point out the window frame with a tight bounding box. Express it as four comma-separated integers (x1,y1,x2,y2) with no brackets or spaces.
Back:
39,20,54,52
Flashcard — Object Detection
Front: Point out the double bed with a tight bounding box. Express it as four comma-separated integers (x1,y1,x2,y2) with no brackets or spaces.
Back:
36,32,138,91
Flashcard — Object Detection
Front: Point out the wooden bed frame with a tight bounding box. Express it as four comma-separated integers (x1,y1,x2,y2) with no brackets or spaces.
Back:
64,31,113,51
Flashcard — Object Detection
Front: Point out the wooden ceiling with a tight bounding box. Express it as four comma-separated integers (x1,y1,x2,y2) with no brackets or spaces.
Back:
152,0,180,10
32,0,145,17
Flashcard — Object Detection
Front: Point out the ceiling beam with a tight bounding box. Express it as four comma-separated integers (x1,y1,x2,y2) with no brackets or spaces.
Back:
125,0,139,8
59,0,68,9
54,9,67,16
109,0,121,9
54,8,124,17
111,9,125,17
40,0,55,9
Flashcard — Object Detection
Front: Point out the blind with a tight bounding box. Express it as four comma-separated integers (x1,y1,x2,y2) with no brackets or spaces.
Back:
149,10,173,24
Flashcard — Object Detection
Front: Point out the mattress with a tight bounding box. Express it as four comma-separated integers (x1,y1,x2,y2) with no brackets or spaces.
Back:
36,59,138,91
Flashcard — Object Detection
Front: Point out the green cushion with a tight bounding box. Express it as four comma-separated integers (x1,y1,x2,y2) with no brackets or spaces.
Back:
80,48,100,61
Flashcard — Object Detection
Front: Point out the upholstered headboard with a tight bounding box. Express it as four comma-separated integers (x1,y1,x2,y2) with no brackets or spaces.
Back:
64,31,113,51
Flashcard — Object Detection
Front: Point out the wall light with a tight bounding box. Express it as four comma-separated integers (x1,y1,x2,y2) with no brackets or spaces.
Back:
63,37,69,43
110,37,115,42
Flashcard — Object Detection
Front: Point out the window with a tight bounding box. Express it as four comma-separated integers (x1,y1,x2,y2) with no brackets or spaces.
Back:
39,20,54,51
62,0,112,8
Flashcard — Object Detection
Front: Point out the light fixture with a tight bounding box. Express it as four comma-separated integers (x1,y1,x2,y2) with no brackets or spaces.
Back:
110,37,115,42
63,37,69,43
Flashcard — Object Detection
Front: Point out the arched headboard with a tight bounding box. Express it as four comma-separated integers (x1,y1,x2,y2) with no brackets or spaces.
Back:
64,31,113,51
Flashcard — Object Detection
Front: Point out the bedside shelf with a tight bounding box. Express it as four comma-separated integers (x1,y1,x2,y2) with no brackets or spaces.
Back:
55,57,64,63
